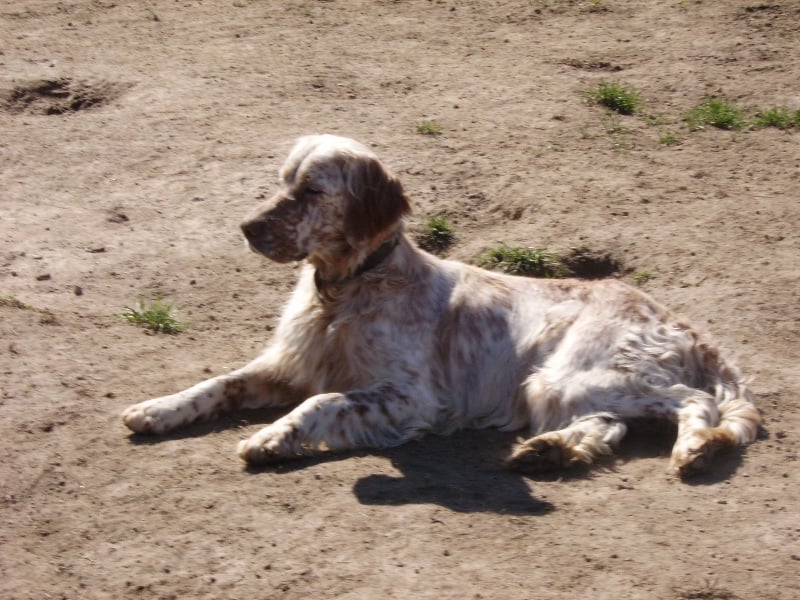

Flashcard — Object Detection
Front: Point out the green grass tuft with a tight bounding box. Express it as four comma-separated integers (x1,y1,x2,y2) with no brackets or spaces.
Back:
122,296,189,334
0,295,36,310
753,107,799,130
685,98,747,131
588,81,641,116
659,131,681,145
417,215,455,253
479,244,568,278
632,270,653,286
416,120,443,136
1,295,57,324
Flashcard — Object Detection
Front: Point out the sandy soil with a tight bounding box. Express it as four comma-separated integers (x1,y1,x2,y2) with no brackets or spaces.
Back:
1,1,799,598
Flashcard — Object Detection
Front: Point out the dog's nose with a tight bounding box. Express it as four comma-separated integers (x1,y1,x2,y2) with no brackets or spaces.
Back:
240,219,264,241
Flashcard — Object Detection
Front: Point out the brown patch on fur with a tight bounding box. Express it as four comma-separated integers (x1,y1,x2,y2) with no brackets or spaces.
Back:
342,155,411,247
220,378,246,412
377,401,398,427
618,294,656,324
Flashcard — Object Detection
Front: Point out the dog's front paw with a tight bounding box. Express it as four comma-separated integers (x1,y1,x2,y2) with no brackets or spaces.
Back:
121,399,178,434
238,422,302,466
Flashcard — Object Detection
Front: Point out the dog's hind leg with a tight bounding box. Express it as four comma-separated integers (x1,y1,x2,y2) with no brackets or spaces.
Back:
505,412,627,472
668,385,760,477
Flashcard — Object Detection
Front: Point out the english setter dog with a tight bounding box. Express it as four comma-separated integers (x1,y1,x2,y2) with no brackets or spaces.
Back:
122,134,760,477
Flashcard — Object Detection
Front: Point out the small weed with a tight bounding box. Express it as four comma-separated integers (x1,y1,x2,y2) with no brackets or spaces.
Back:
753,107,799,130
417,215,455,253
0,295,36,310
603,114,626,135
632,270,653,286
416,120,443,136
1,295,58,324
610,138,631,152
122,296,189,334
678,578,738,600
588,81,641,116
685,98,747,131
659,130,681,145
479,244,567,278
643,112,671,126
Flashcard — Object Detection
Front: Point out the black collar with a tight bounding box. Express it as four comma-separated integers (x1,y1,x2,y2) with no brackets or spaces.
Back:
314,238,399,303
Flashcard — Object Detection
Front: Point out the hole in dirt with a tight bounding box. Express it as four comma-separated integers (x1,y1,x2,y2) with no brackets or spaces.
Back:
562,246,624,279
3,78,127,115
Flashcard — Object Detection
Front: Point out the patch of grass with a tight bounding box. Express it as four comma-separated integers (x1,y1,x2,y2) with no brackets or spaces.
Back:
416,120,443,136
685,98,747,131
479,244,568,278
417,215,455,253
122,296,189,334
678,579,738,600
588,81,641,116
753,107,799,130
643,112,671,126
0,295,36,310
603,114,626,135
659,130,681,145
1,295,58,324
632,270,653,286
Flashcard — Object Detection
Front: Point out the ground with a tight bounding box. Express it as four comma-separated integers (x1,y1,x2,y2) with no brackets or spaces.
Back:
1,1,799,599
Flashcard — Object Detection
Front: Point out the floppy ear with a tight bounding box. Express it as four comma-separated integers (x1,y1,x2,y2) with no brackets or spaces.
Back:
342,155,411,248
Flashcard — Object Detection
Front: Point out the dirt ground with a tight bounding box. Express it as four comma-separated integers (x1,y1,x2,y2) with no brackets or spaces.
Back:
1,1,799,598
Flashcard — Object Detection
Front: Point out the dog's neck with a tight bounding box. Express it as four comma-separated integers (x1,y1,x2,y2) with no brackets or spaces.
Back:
312,237,400,303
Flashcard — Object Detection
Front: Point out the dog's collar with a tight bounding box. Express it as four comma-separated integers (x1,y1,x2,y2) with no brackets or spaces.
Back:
313,237,399,303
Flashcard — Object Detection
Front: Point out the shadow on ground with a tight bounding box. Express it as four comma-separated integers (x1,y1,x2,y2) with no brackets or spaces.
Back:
129,412,749,509
351,429,559,515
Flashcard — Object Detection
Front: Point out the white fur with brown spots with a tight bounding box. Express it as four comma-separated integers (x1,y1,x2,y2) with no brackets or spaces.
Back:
122,134,760,477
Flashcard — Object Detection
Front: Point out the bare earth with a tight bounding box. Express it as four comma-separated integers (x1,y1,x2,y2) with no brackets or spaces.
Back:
1,1,799,598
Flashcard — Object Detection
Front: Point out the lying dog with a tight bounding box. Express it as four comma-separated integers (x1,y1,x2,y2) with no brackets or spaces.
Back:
122,134,760,477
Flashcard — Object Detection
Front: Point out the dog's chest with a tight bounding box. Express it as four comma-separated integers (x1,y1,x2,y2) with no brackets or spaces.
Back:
301,302,407,392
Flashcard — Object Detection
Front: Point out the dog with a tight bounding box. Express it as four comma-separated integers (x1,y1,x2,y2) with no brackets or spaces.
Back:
122,134,760,477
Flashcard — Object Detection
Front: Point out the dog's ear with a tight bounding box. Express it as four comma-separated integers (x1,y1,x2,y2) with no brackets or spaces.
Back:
343,155,411,248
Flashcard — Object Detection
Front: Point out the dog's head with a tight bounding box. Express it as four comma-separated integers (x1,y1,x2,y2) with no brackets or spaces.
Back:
241,135,410,271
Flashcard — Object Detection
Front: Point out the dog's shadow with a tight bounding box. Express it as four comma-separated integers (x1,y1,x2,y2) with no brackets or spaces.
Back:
350,429,562,515
252,428,563,516
130,414,751,512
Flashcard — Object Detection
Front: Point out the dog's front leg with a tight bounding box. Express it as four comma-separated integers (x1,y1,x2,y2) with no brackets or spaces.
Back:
122,353,298,435
237,384,436,465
